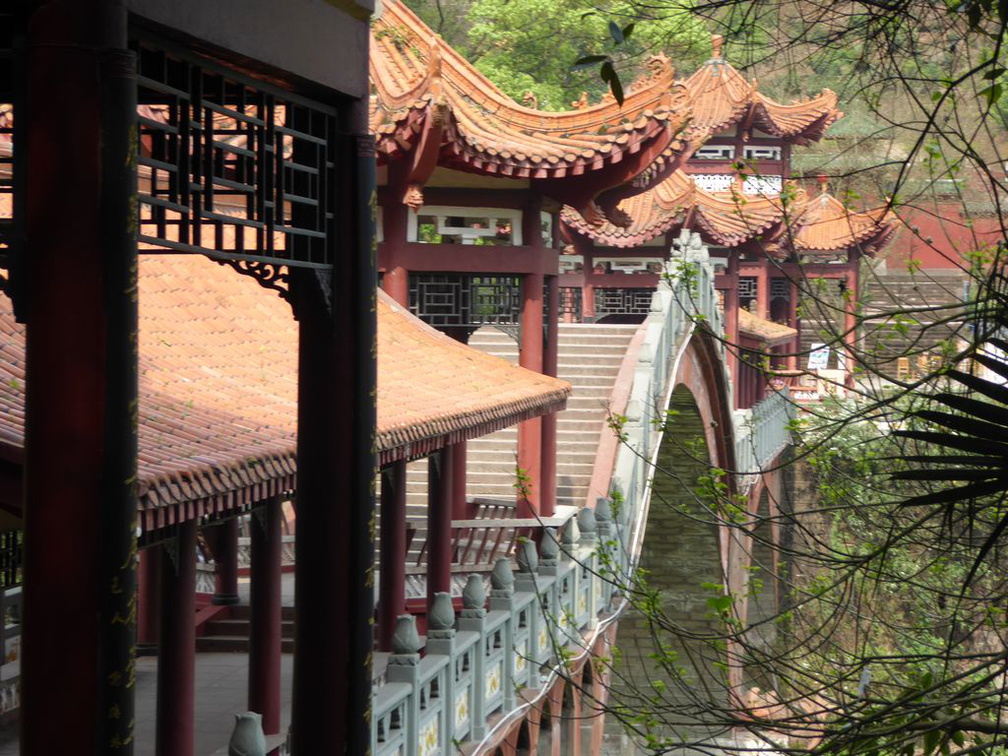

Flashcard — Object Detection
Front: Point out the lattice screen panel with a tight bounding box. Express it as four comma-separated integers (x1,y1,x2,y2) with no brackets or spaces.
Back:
409,273,522,327
134,37,338,268
594,288,654,317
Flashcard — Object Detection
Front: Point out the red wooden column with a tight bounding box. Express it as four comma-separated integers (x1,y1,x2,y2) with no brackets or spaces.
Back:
576,237,596,321
786,278,800,372
157,520,197,756
540,275,560,517
427,447,453,612
213,517,240,605
843,250,861,388
754,258,770,319
378,460,407,651
451,442,471,519
380,184,411,306
724,256,741,405
518,203,545,516
21,2,138,752
137,546,161,653
249,496,283,735
289,101,376,755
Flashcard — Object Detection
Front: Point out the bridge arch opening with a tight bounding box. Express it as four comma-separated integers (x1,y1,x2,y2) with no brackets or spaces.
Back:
610,384,731,749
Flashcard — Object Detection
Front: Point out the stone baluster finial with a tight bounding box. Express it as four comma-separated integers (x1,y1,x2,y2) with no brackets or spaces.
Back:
595,497,613,536
516,538,539,574
391,614,422,656
562,517,580,546
490,556,514,593
540,528,560,563
577,507,597,542
428,592,456,636
229,712,267,756
462,574,486,617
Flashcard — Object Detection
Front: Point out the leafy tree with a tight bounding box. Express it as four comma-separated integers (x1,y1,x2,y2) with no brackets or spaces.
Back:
560,2,1008,754
405,0,709,109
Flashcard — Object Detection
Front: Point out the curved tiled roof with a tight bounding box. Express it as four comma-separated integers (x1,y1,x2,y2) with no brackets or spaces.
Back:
562,170,805,248
370,0,691,181
794,184,896,255
0,255,569,528
680,36,841,145
738,308,798,346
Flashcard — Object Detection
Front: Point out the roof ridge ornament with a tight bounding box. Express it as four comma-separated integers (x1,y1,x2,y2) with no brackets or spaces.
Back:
711,34,724,60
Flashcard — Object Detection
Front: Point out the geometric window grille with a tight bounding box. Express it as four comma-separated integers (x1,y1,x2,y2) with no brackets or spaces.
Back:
691,173,734,192
742,145,782,161
134,36,338,269
694,145,735,160
0,10,21,298
559,287,583,321
770,278,791,300
594,288,654,318
409,273,522,328
738,277,758,300
742,174,782,196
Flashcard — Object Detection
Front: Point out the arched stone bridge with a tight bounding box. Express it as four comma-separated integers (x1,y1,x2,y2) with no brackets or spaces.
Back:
371,231,795,755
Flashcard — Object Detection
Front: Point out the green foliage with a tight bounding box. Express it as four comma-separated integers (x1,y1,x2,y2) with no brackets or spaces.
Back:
405,0,708,109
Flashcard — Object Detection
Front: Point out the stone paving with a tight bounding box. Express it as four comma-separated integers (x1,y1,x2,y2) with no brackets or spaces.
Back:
0,576,298,756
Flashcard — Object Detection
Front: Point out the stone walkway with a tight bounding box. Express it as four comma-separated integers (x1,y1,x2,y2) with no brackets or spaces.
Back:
0,652,294,756
0,575,298,756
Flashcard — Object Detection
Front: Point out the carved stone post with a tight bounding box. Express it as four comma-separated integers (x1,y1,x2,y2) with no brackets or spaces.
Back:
578,507,599,619
488,557,516,710
458,575,488,740
386,615,424,755
425,592,457,746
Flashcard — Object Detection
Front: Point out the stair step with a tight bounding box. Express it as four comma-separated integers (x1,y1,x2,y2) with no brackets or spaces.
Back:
196,635,296,654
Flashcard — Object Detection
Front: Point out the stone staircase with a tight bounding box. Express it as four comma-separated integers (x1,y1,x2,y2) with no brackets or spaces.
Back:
396,323,638,576
463,323,638,509
196,605,296,654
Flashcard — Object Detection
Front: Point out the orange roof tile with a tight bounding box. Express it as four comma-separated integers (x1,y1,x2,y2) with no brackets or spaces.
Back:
680,36,841,146
370,1,691,181
0,255,569,528
738,308,798,346
561,170,805,248
794,182,896,255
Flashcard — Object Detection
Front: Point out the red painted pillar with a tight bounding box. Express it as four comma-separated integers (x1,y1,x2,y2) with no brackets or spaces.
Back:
843,251,861,388
788,278,800,372
157,520,197,756
451,441,471,519
724,257,741,408
137,546,161,652
519,202,546,516
518,270,544,517
22,2,138,753
540,275,559,517
382,172,411,307
378,460,407,651
577,237,596,321
755,259,770,319
249,496,283,735
213,517,240,605
289,100,376,755
427,447,453,612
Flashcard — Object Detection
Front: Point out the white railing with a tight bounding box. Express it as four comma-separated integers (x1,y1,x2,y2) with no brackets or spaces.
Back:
371,508,617,756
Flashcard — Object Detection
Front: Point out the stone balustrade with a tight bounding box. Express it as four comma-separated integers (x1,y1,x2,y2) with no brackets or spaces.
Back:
371,510,617,756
